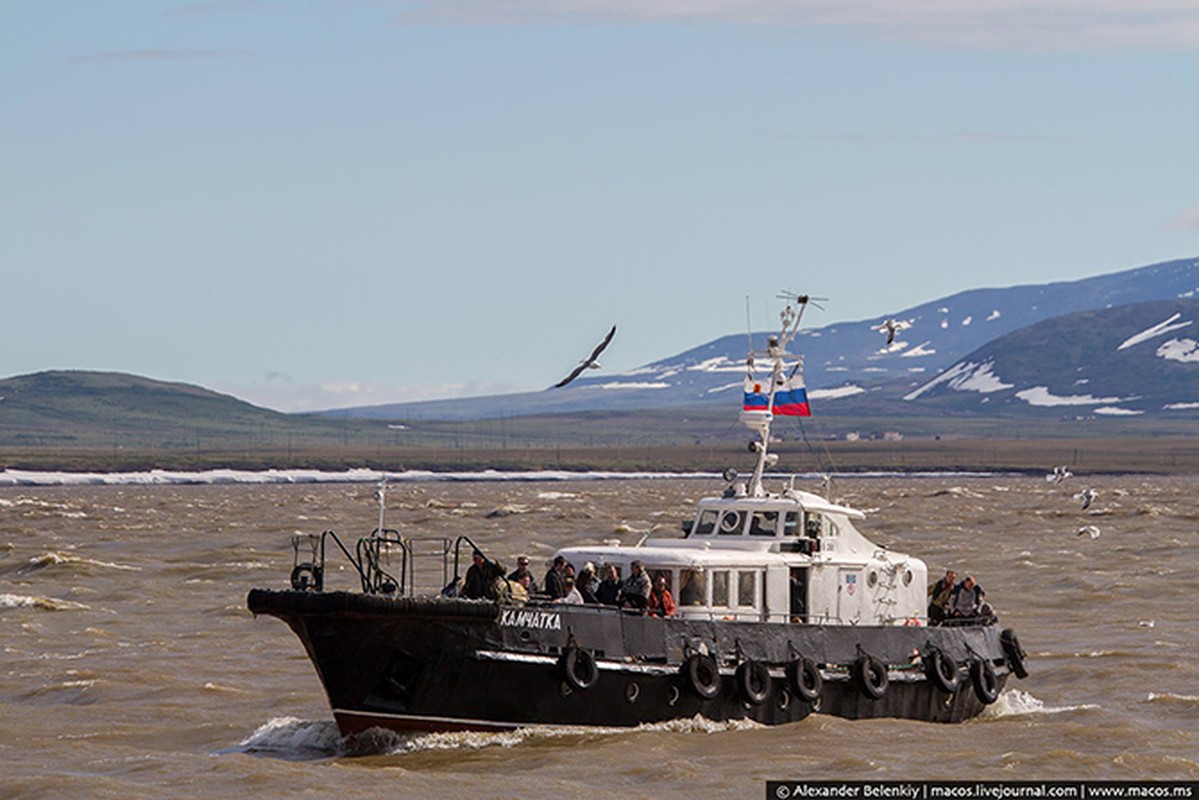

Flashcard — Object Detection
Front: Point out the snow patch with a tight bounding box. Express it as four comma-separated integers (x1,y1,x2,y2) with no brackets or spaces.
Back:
904,361,1013,401
939,320,949,329
1165,402,1199,410
706,381,742,394
961,316,973,326
687,357,743,373
1094,407,1143,416
599,382,670,390
1014,387,1134,407
902,341,936,357
810,385,866,400
1157,338,1199,363
986,310,1001,321
1117,313,1193,351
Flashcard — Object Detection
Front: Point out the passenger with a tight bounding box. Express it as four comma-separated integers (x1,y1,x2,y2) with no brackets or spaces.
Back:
507,556,540,595
544,555,567,600
462,550,507,601
596,564,622,606
577,563,599,604
647,574,676,617
562,576,584,605
509,573,530,604
948,574,985,619
927,569,957,623
620,560,650,610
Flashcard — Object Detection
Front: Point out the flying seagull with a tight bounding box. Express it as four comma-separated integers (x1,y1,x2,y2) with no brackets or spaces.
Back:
1075,488,1098,511
1046,465,1073,484
1076,525,1101,539
873,318,911,345
553,325,617,388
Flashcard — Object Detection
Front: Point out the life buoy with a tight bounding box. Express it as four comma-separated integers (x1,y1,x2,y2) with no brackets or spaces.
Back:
681,653,721,699
560,646,599,691
786,657,823,703
855,655,888,700
925,648,960,693
903,617,921,627
736,660,771,706
970,659,1000,705
290,562,323,592
1000,628,1029,679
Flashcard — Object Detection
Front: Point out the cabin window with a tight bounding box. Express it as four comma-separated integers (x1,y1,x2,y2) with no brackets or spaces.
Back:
678,569,705,606
805,512,823,538
694,510,718,536
783,511,800,536
736,571,757,608
718,511,743,535
712,571,730,607
749,511,778,536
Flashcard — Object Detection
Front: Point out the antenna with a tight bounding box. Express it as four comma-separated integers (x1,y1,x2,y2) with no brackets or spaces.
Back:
744,296,754,372
375,478,387,535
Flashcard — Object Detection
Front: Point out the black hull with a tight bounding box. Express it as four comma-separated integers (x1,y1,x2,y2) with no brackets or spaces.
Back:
248,589,1017,735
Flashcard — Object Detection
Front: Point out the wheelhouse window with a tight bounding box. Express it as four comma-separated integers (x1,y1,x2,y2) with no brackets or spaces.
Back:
783,511,800,536
712,570,730,607
749,511,778,536
736,571,757,608
693,510,718,536
717,511,743,535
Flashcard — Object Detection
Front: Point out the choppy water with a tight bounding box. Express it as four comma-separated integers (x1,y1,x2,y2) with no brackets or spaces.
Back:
2,474,1197,799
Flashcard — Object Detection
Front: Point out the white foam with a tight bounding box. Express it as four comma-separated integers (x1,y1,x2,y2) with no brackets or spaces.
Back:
0,593,90,611
980,689,1100,718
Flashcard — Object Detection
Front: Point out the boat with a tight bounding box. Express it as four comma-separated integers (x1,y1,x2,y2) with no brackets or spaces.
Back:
247,293,1029,734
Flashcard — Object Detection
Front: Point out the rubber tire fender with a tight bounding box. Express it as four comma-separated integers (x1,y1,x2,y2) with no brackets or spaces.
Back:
926,648,961,693
681,653,721,700
736,660,771,706
855,655,888,700
560,646,599,691
970,659,1000,705
786,657,823,703
1000,628,1029,679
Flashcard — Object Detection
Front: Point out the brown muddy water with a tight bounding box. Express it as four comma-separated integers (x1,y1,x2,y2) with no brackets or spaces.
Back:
2,473,1197,799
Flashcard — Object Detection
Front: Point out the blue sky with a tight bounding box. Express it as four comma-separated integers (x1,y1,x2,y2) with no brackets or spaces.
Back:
4,2,1198,411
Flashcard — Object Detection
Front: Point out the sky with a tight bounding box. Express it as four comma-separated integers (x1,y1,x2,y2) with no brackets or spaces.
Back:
4,1,1199,412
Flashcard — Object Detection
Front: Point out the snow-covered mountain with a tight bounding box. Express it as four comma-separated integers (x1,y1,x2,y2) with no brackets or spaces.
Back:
900,299,1199,417
329,256,1199,421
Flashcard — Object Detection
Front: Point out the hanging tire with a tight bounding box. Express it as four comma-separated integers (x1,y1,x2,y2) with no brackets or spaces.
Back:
681,653,720,700
786,657,823,703
736,660,771,705
970,659,1000,705
855,655,888,700
926,648,961,693
560,646,599,691
1001,628,1029,679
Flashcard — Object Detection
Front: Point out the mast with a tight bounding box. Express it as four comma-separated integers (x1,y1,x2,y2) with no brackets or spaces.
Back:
739,293,815,497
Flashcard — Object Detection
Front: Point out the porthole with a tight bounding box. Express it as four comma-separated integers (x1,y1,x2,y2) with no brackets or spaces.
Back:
903,569,913,586
867,570,879,588
719,511,743,534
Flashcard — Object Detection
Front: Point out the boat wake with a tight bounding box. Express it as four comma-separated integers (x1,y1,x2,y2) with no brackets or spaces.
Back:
233,715,762,760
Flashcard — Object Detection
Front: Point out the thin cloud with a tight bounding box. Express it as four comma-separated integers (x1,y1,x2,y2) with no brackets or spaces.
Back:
392,1,1199,51
1168,206,1199,231
756,129,1068,147
69,48,253,64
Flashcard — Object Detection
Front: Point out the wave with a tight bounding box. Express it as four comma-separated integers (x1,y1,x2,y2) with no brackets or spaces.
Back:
0,592,90,611
980,689,1100,718
1147,692,1199,706
10,550,141,576
233,714,760,760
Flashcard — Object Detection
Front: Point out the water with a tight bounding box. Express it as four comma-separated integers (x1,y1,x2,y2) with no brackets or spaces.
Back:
2,474,1197,799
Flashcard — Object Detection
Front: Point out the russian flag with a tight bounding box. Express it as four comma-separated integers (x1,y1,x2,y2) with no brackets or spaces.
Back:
773,374,811,417
742,377,770,412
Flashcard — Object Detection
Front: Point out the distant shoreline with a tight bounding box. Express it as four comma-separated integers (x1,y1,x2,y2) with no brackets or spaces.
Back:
1,436,1196,476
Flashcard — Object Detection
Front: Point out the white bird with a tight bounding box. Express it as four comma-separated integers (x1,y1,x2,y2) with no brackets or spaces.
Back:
553,325,617,388
1075,488,1098,510
873,318,912,345
1046,465,1073,484
1076,525,1101,539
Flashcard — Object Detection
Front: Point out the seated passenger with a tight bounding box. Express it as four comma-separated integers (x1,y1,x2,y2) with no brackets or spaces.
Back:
647,574,676,617
562,576,584,605
620,560,650,610
948,574,985,619
576,563,599,604
507,556,540,595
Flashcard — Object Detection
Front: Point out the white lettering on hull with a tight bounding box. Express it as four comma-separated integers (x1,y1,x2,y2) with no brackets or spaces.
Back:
499,608,562,631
